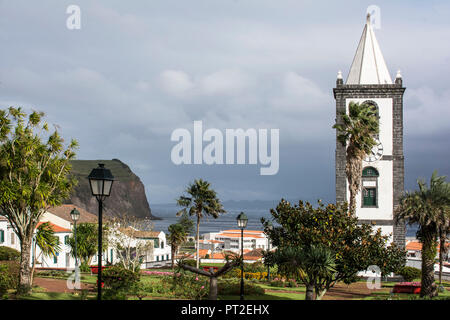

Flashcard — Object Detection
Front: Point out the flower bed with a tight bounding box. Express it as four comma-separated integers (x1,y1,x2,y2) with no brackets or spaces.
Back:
90,266,110,274
392,282,421,294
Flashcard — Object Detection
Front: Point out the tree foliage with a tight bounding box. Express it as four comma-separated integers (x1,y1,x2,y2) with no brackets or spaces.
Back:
0,107,78,293
394,171,450,297
262,199,406,299
67,222,107,270
176,179,226,268
167,223,188,268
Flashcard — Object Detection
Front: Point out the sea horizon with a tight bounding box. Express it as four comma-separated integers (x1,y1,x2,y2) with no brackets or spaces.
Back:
150,202,419,238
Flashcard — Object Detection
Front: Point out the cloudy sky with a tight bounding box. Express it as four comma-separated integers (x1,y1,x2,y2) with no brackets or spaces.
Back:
0,0,449,204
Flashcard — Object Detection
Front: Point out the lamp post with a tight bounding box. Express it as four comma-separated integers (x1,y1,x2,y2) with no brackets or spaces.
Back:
266,221,273,282
236,212,248,301
70,208,80,286
88,163,114,301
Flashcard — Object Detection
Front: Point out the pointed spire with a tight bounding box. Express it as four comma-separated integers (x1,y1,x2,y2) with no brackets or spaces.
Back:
345,14,392,85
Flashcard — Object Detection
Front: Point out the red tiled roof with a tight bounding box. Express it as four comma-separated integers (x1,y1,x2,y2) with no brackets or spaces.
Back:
406,241,449,252
47,204,97,223
36,222,71,233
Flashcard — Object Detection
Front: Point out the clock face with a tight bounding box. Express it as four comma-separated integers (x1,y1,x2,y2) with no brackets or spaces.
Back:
364,139,383,162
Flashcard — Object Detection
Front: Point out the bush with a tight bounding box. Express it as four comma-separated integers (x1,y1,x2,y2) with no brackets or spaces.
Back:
218,279,265,296
169,273,208,300
398,266,421,282
0,261,19,297
179,259,196,267
102,265,140,300
0,247,20,261
244,261,266,273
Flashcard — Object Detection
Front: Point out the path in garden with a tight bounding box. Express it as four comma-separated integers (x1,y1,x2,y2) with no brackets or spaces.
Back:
264,282,389,300
322,282,389,300
33,277,94,293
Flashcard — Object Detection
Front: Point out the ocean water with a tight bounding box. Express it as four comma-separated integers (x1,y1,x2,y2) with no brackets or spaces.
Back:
150,203,418,238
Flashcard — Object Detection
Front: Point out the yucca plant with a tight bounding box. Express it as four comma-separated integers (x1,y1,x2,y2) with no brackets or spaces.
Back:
31,222,61,283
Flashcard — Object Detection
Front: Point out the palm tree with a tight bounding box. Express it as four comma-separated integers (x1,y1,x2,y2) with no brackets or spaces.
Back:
269,245,336,300
394,171,450,298
333,101,379,215
31,222,61,283
167,223,188,268
176,179,226,268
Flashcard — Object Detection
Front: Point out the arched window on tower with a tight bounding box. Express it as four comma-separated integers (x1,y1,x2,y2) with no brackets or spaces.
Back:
362,167,379,207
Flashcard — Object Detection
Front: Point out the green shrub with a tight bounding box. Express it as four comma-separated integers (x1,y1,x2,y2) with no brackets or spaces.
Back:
169,272,208,300
244,261,266,273
0,261,19,297
0,246,20,261
102,265,140,300
179,259,196,267
398,266,421,282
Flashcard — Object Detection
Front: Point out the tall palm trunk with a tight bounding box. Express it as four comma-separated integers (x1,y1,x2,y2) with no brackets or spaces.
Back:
171,245,176,269
420,229,437,298
305,283,315,300
18,236,32,294
196,215,200,269
438,232,447,287
346,148,363,215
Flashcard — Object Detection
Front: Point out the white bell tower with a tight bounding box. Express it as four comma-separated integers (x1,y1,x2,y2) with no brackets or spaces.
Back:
333,14,406,248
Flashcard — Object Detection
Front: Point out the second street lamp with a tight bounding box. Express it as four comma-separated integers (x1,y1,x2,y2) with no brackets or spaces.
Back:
236,212,248,301
70,208,80,287
88,163,114,301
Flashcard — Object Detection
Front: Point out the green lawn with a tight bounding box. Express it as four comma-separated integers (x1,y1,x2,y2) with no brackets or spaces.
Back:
24,271,450,301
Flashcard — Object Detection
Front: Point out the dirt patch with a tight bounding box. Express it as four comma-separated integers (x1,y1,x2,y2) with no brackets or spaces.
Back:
33,277,94,293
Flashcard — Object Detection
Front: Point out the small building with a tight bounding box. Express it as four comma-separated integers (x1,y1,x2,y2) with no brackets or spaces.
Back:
202,229,272,253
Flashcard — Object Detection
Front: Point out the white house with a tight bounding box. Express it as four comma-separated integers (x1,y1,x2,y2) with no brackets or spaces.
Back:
1,204,171,270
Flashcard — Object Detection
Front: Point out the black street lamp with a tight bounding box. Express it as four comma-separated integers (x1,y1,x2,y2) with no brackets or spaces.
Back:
236,212,248,301
88,163,114,301
266,221,273,282
70,208,80,286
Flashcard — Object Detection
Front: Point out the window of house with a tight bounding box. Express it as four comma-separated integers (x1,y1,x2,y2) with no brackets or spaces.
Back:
64,235,69,245
0,230,4,243
10,233,15,245
54,252,59,264
362,167,379,208
156,256,159,262
161,241,164,249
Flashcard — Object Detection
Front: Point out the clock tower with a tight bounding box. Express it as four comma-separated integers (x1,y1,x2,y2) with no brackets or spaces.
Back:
333,14,405,248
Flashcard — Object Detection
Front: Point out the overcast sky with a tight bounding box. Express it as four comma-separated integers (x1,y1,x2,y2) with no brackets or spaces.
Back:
0,0,449,204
